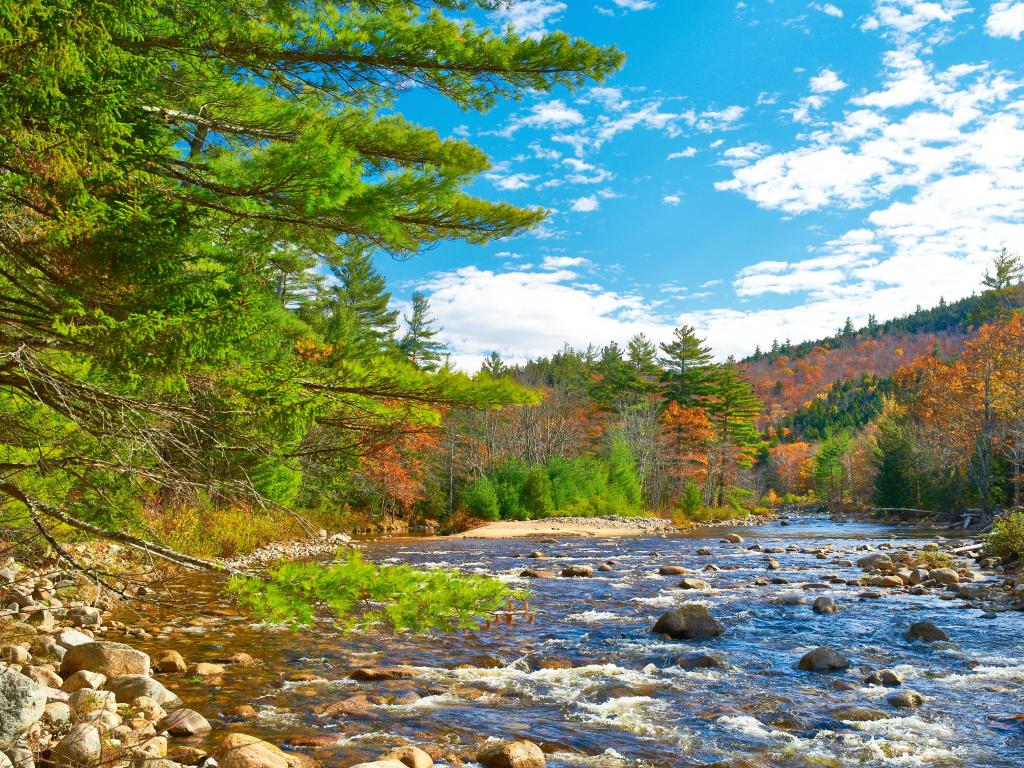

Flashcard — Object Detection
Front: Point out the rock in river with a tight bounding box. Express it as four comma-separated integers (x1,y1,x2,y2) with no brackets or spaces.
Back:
798,646,849,672
652,604,725,640
812,596,839,614
907,620,948,643
560,565,593,578
477,739,546,768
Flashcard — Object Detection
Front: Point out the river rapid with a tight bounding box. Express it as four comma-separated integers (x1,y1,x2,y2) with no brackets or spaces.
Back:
124,516,1024,768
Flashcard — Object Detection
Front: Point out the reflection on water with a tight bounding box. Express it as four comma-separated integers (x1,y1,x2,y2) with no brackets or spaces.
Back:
125,516,1024,768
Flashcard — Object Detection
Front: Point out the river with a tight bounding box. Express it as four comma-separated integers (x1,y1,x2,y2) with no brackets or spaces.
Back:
123,515,1023,768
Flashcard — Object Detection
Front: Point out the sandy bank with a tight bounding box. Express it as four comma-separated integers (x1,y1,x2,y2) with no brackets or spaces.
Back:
450,515,676,539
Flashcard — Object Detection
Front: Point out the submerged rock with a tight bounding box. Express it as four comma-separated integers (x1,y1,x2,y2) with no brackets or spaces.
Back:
652,604,725,640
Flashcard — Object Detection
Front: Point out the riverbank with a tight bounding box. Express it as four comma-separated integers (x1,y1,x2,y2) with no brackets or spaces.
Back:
449,515,677,539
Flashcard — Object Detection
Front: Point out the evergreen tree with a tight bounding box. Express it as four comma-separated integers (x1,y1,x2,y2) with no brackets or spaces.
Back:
627,333,659,375
659,326,714,406
400,292,446,371
481,351,507,378
320,248,399,355
703,365,764,505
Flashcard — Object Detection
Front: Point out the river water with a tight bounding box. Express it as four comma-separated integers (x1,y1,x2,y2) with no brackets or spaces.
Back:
126,516,1024,768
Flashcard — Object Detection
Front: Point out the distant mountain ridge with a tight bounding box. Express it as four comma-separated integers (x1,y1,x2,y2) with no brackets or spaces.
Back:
738,291,1005,441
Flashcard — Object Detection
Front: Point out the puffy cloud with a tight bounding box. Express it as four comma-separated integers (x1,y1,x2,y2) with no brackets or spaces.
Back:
811,3,845,17
662,194,682,205
499,100,585,136
810,68,848,94
612,0,656,9
570,195,600,212
696,105,746,131
667,147,698,159
417,265,673,368
862,0,972,42
486,171,539,190
987,2,1024,38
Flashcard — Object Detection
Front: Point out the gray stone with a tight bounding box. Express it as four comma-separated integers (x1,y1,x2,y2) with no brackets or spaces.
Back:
106,675,182,708
0,670,45,745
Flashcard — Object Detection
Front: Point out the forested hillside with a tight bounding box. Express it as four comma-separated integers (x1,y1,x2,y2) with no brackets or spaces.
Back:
741,277,1024,441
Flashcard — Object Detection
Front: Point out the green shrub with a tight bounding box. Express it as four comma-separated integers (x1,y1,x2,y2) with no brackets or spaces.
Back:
988,510,1024,561
461,476,500,521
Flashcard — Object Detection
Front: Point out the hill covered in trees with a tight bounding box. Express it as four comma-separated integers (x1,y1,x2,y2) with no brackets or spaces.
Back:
741,263,1024,443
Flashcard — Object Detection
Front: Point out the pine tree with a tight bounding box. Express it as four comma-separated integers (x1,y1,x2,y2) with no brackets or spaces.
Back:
481,351,507,378
400,292,445,371
320,248,399,355
658,326,713,406
703,365,764,506
627,333,659,375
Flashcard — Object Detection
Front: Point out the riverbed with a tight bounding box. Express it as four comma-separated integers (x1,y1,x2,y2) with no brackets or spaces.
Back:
123,516,1023,768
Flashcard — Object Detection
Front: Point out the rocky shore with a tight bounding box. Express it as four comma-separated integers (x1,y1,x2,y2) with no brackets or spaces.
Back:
0,547,547,768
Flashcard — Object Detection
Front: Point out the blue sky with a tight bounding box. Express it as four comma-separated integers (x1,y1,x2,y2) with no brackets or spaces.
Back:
380,1,1024,369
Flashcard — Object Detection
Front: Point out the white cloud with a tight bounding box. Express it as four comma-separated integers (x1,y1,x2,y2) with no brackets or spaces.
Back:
492,0,566,39
571,195,600,212
562,158,614,184
418,265,673,369
667,147,698,159
811,3,845,17
810,68,848,94
697,105,746,131
987,2,1024,38
662,194,682,205
486,171,539,191
542,255,589,269
612,0,656,9
499,100,584,136
862,1,972,43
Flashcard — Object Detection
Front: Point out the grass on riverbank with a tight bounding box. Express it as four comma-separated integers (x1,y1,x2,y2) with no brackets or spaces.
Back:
149,504,347,559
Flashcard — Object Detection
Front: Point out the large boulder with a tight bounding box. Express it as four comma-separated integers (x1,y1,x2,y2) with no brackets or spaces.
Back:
216,733,290,768
106,675,182,708
0,670,46,745
51,723,102,768
55,629,93,649
477,740,546,768
60,642,151,678
66,607,102,628
798,646,849,672
657,566,688,575
651,604,725,640
907,620,948,643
